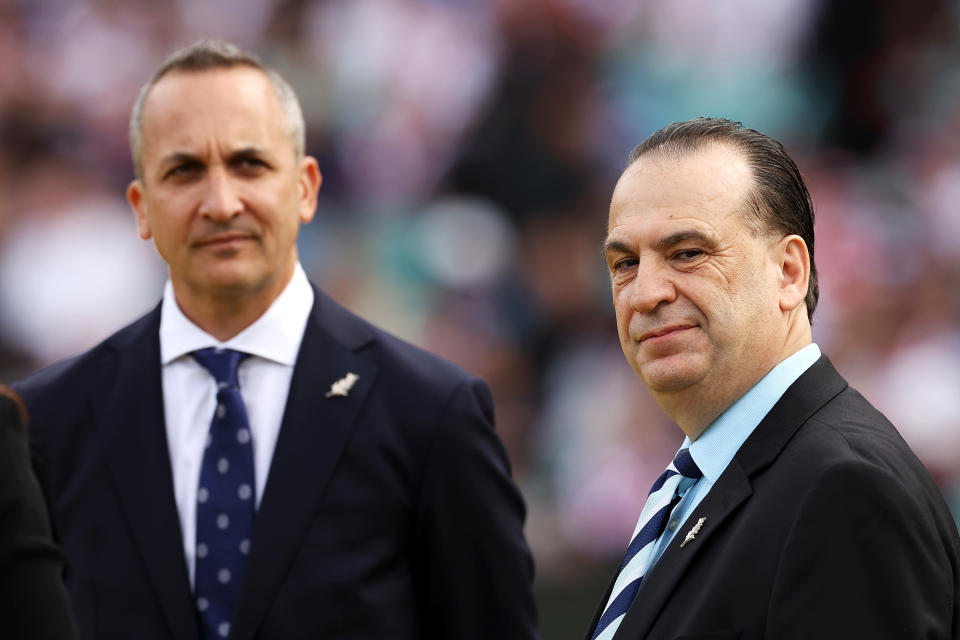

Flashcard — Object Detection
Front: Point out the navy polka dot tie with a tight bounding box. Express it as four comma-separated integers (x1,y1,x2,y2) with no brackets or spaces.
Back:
192,348,256,640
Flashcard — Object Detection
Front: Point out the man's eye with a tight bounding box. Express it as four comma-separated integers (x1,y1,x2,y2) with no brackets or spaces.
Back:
612,258,638,272
673,249,703,261
236,157,268,170
166,162,201,178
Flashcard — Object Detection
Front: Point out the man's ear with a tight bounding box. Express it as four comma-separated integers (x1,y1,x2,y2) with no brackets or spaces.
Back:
777,234,810,312
297,156,322,224
127,179,153,240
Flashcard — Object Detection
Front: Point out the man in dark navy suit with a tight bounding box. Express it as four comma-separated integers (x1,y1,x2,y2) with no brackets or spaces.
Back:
587,117,960,640
17,39,537,640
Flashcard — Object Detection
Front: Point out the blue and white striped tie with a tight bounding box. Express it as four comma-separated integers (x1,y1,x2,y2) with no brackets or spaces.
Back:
591,448,702,640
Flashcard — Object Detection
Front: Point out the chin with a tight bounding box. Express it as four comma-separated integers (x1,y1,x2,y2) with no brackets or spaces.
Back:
636,355,707,394
194,270,263,298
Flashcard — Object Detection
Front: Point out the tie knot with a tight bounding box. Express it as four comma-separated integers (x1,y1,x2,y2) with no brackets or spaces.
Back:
672,448,702,481
192,348,249,389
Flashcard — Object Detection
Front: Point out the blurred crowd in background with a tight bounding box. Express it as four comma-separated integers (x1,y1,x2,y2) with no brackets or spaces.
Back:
2,0,960,635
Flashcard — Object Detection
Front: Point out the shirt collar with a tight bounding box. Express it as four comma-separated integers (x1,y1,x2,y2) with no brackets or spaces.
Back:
685,343,822,482
159,262,314,366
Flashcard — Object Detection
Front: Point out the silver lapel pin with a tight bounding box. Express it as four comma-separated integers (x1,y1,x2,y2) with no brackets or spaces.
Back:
680,517,707,548
325,372,360,398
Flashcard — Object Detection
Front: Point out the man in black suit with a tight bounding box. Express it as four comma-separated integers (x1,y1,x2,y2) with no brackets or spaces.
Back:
588,117,960,639
16,39,537,640
0,386,78,639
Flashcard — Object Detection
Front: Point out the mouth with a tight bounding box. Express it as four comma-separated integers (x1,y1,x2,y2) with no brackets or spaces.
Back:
193,232,256,249
637,324,696,343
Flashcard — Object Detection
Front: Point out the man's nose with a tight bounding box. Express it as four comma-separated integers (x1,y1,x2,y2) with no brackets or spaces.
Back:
198,168,243,221
627,260,677,313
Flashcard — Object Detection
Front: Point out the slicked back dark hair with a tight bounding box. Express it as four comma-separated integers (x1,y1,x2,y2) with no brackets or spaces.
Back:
627,117,818,322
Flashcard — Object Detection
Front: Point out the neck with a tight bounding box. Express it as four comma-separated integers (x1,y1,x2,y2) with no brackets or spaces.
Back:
659,323,813,441
172,264,295,342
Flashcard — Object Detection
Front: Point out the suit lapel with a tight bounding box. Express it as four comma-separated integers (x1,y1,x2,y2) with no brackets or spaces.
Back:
611,356,848,639
230,290,378,640
97,308,200,640
613,462,753,639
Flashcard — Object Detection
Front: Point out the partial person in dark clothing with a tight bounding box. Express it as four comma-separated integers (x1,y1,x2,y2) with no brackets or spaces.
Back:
0,385,78,640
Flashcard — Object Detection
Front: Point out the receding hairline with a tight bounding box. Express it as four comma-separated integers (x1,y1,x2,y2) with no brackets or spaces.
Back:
139,64,279,120
129,40,306,180
626,137,747,171
133,66,288,171
150,59,265,88
619,139,776,239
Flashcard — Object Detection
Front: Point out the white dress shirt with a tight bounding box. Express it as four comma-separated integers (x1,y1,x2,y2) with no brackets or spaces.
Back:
158,263,314,588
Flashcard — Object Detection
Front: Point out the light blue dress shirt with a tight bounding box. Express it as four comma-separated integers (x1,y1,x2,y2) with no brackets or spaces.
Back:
648,343,822,566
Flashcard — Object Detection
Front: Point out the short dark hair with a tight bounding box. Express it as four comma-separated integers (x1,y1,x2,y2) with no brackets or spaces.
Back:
628,117,818,322
129,39,305,179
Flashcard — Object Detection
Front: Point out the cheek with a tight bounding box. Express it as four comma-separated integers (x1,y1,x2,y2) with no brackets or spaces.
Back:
270,213,302,249
258,193,300,234
710,281,776,350
146,192,193,234
690,262,752,318
611,290,631,331
153,216,191,252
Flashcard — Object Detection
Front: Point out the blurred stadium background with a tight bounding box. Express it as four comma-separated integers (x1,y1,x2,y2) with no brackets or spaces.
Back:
2,0,959,636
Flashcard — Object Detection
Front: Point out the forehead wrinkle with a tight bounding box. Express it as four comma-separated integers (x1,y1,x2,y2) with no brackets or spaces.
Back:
607,144,757,264
603,225,721,259
158,145,272,166
610,184,754,242
652,229,718,252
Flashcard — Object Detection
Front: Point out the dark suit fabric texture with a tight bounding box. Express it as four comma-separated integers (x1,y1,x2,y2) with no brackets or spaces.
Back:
16,287,538,640
585,356,960,640
0,393,79,639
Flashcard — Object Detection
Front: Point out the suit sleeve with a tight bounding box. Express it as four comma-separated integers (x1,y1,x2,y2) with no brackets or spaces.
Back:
0,396,80,640
767,457,957,639
412,378,540,640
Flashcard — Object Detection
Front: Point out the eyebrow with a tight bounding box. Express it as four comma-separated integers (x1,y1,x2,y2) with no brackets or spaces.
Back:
228,147,270,161
158,151,200,168
602,229,718,256
157,147,271,171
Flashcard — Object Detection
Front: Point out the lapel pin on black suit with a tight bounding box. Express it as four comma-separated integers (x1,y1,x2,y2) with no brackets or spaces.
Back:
325,372,360,398
680,517,707,548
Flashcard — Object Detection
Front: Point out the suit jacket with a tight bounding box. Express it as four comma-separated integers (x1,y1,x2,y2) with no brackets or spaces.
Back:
585,356,960,640
0,392,79,639
16,287,538,640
